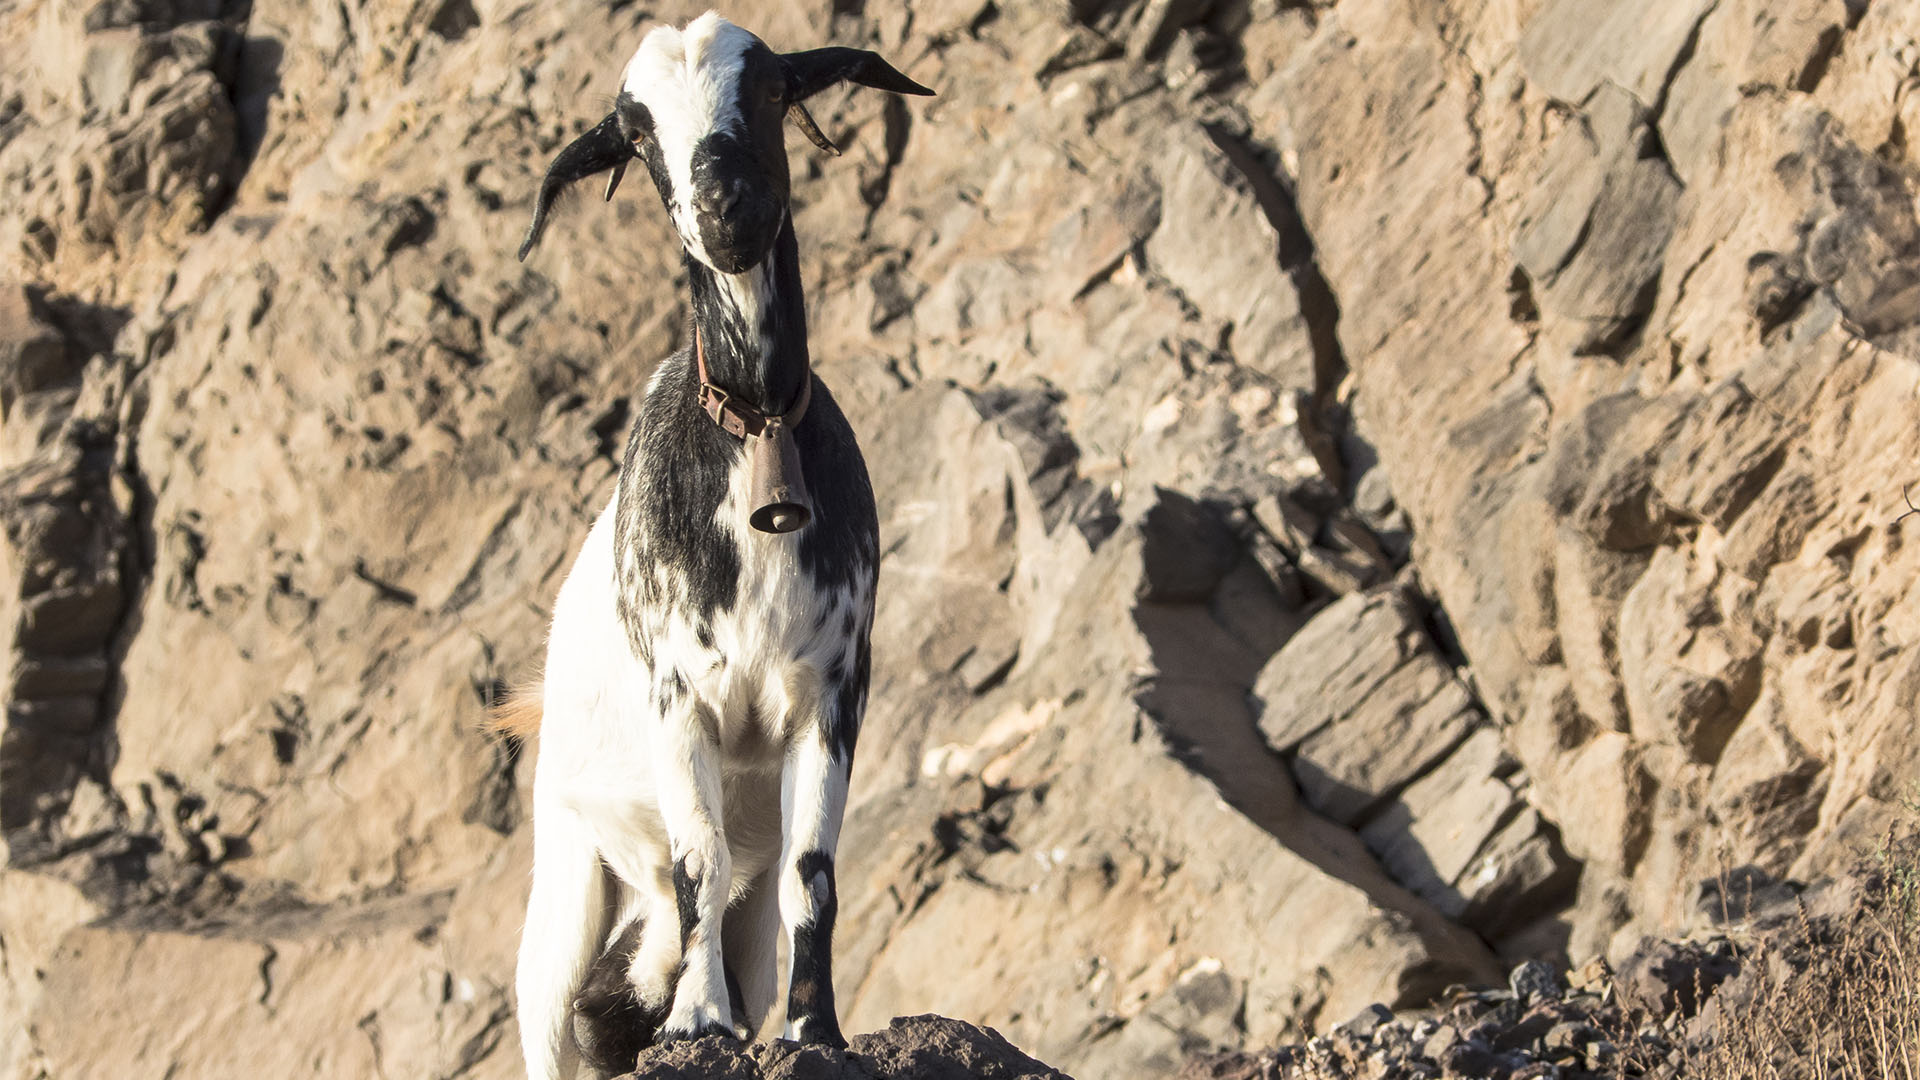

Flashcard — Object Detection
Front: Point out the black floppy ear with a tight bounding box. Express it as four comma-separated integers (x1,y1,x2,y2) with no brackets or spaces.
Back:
518,113,635,262
779,47,935,104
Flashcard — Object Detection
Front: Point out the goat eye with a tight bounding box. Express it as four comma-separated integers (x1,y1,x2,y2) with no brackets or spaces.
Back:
767,85,783,104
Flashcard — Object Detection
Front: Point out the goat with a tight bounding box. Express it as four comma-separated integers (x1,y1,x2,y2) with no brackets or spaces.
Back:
506,12,931,1079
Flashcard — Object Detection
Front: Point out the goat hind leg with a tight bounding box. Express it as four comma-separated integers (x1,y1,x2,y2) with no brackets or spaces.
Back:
571,910,667,1076
516,804,607,1080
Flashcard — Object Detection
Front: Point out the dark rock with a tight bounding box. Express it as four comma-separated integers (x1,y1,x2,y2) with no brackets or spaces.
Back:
617,1017,1067,1079
1693,865,1800,925
8,654,112,698
620,1034,762,1080
1338,1003,1394,1040
0,288,80,407
1510,85,1679,355
1441,1040,1503,1079
1779,113,1920,341
19,582,125,656
1508,960,1566,1004
378,196,437,256
1613,939,1740,1017
1487,1011,1556,1054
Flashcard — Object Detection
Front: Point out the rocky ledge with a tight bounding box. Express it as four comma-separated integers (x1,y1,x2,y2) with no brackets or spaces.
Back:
614,1016,1068,1080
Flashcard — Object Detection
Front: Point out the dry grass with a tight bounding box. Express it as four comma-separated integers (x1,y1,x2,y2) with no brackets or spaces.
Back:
1663,829,1920,1080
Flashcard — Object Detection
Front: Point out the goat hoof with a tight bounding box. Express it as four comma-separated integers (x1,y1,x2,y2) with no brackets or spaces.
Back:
787,1018,848,1050
656,1022,737,1045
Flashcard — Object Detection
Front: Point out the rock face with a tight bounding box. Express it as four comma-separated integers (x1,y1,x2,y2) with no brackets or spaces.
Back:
1,0,1919,1077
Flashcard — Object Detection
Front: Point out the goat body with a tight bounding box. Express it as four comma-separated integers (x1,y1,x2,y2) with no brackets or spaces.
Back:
508,13,929,1080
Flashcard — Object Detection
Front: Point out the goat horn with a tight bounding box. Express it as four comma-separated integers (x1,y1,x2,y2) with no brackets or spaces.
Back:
604,158,627,202
518,112,632,262
786,102,841,156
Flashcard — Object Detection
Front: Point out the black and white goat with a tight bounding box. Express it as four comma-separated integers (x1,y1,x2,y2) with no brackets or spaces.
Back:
505,12,930,1079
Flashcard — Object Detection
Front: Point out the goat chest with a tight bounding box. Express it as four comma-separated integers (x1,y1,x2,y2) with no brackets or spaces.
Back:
611,353,879,762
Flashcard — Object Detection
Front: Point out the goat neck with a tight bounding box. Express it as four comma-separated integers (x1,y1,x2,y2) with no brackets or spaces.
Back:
683,214,810,418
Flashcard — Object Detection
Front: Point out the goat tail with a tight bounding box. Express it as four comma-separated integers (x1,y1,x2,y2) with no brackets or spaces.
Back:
485,682,544,740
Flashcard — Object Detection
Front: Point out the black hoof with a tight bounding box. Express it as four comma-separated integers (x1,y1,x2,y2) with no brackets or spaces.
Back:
789,1019,847,1050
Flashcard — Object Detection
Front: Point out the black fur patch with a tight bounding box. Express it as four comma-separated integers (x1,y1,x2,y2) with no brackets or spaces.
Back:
615,381,743,636
571,917,665,1077
828,636,869,766
786,850,845,1048
661,670,687,705
791,374,880,599
672,855,701,952
614,90,655,142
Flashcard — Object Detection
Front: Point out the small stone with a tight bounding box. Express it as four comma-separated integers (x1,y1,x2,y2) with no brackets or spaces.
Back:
1508,959,1567,1003
1542,1021,1594,1054
1442,1041,1501,1078
1488,1011,1557,1053
1419,1022,1460,1061
1338,1002,1394,1040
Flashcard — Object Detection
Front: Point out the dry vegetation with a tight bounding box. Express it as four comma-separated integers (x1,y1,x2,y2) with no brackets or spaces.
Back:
1659,827,1920,1080
1174,815,1920,1080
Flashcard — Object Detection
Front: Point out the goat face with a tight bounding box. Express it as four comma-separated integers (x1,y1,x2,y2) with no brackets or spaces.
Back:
518,12,933,267
619,15,790,274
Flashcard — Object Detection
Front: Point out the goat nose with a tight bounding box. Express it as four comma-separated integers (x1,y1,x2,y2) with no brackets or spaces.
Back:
696,185,741,219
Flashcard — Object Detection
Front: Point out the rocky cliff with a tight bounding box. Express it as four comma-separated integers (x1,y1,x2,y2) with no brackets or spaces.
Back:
1,0,1917,1077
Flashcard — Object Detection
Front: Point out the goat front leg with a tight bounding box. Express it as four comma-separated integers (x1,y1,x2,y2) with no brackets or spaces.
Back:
648,682,736,1042
778,721,854,1047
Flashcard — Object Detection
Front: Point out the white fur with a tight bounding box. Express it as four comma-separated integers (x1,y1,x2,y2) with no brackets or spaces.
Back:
716,262,779,370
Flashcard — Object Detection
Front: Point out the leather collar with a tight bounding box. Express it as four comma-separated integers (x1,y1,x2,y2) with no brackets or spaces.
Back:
695,329,811,439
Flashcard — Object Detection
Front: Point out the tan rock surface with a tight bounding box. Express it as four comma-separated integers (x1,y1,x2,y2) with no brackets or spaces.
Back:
2,0,1919,1076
